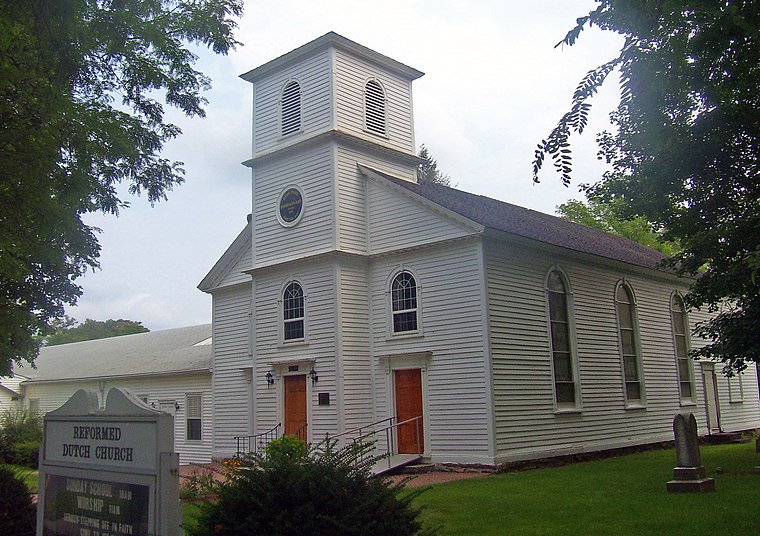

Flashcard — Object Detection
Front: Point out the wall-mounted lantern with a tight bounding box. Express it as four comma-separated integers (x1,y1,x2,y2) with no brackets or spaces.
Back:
308,368,319,384
266,371,274,387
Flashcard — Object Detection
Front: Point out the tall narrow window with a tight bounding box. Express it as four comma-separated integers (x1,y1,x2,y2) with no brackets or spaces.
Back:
547,271,577,406
670,294,694,400
391,271,418,333
616,283,643,403
283,282,305,340
186,394,202,441
281,80,301,136
364,79,386,136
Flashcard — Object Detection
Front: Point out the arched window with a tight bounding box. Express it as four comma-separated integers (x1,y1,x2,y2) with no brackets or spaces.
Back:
547,271,577,406
364,79,386,136
281,80,301,136
670,294,693,400
283,282,304,340
616,283,643,403
391,271,418,333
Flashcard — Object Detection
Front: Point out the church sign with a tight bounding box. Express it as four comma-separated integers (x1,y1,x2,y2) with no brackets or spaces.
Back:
37,388,180,536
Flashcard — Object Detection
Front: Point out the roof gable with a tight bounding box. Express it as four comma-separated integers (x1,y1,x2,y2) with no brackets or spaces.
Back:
198,219,252,292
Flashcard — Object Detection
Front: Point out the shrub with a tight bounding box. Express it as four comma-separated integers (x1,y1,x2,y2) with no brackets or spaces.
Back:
0,465,36,536
9,440,40,467
180,471,219,502
188,439,434,536
0,409,42,468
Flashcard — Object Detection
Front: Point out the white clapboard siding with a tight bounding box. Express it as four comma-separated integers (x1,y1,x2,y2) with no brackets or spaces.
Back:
369,240,492,464
365,176,476,256
486,238,760,462
688,307,760,432
334,48,416,154
252,49,331,156
336,145,419,254
23,373,212,465
253,259,339,442
211,286,253,458
337,258,373,433
252,143,334,268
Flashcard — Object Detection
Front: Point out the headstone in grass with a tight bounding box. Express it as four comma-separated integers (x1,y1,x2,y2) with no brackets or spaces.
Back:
666,412,715,493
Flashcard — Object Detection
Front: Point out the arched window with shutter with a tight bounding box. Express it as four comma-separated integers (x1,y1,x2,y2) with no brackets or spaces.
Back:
280,80,302,136
670,294,694,401
364,78,386,136
615,282,645,404
546,270,579,408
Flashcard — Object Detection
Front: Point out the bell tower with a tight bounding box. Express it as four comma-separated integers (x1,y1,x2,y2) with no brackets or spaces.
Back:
240,32,424,267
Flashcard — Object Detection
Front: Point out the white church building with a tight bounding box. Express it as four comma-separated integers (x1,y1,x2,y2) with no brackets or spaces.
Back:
3,32,758,468
197,32,759,465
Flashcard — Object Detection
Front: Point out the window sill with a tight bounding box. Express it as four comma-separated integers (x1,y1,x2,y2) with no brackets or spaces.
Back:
278,339,309,349
554,407,582,415
679,400,698,407
728,399,744,404
624,403,647,411
386,331,424,342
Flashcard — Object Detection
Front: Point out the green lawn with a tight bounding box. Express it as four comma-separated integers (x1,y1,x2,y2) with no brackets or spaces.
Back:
413,443,760,535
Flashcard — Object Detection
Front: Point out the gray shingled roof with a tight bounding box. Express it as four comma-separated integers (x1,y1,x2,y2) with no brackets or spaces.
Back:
369,167,669,271
16,324,212,382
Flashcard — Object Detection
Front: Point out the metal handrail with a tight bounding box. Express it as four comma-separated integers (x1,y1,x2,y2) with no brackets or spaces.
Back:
352,416,423,471
234,422,281,455
319,416,397,446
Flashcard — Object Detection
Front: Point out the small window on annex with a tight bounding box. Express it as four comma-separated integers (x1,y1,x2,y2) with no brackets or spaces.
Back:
670,294,694,401
364,79,386,136
547,271,578,406
283,282,305,341
616,283,644,404
391,271,418,333
186,394,202,441
281,80,302,136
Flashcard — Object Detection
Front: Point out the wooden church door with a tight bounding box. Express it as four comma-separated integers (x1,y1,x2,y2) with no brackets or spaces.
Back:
394,369,424,454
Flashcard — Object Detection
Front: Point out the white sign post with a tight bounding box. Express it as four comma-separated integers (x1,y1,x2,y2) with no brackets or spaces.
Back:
37,388,180,536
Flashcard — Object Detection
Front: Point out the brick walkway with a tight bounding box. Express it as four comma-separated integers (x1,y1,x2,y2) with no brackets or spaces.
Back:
179,463,490,489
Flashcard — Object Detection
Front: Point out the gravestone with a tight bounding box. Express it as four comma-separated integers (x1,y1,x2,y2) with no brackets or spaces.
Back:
37,388,180,535
666,412,715,493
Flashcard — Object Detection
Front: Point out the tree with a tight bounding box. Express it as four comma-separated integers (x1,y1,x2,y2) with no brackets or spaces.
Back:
44,317,149,346
533,1,760,374
0,0,243,376
417,145,452,186
556,197,679,256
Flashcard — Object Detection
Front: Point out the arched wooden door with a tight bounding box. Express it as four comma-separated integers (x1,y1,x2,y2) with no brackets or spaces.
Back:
394,369,424,454
284,375,307,439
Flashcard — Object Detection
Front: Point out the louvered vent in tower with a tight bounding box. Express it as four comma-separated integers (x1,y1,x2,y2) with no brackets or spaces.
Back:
364,79,386,136
281,80,301,136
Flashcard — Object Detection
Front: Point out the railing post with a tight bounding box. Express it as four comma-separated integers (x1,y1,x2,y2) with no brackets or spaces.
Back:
416,417,421,455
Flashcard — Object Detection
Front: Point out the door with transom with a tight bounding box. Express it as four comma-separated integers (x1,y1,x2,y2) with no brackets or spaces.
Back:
394,368,424,454
284,375,307,439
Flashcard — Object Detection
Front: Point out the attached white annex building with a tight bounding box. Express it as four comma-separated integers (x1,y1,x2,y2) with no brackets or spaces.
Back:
3,325,213,465
199,32,759,465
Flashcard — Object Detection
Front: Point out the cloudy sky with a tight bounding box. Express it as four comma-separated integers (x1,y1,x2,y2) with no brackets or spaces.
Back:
66,0,624,331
